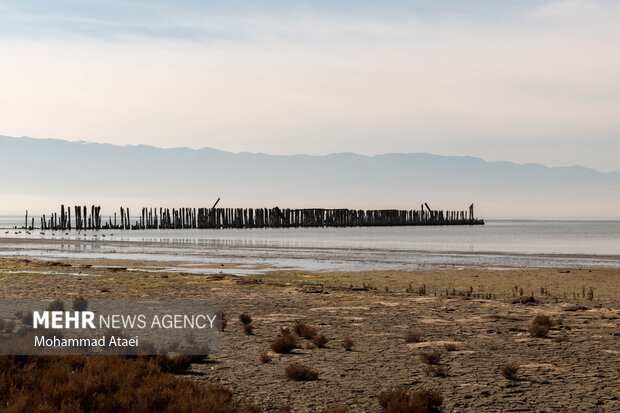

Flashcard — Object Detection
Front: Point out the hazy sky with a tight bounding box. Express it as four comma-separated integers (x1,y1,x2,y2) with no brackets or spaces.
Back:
1,0,619,172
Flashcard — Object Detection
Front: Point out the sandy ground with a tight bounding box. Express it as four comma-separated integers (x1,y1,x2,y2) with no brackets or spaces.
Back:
0,257,619,412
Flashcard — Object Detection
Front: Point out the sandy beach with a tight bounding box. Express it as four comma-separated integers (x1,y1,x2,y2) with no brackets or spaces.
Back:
1,256,618,412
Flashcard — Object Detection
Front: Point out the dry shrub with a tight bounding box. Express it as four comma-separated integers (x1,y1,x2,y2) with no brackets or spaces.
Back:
324,407,349,413
420,350,442,365
378,387,443,413
312,334,328,348
239,313,252,325
243,324,255,335
259,352,272,364
500,363,520,380
341,337,354,351
47,299,65,311
72,297,88,312
529,314,552,338
378,387,408,409
285,363,319,381
405,330,422,343
443,343,457,352
294,321,318,340
17,311,33,326
271,333,297,354
0,355,256,413
423,364,449,378
151,355,193,374
216,311,228,332
2,319,16,333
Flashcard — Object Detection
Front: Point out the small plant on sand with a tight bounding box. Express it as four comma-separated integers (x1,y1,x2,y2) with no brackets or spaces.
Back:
2,319,16,333
378,387,443,413
420,350,442,365
72,297,88,311
243,324,255,335
423,364,449,378
16,310,33,326
405,330,422,343
47,299,65,311
293,320,318,340
271,333,297,354
152,355,194,374
341,337,354,351
324,407,349,413
529,314,552,338
312,334,329,348
216,311,228,332
587,287,594,301
239,313,253,325
418,284,427,295
285,363,319,381
500,363,520,380
443,343,457,352
259,352,272,364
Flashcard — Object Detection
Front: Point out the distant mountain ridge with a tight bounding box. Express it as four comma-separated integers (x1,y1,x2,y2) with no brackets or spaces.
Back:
1,135,618,219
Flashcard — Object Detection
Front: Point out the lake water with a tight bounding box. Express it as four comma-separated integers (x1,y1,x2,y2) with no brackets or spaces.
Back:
1,218,619,272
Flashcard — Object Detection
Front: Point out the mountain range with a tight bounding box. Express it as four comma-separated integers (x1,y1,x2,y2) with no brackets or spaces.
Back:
1,135,618,219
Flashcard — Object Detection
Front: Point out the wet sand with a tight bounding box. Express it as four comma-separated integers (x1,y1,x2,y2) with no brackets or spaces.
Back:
0,257,619,412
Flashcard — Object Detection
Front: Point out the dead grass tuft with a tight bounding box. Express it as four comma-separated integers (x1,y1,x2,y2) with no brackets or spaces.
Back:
529,314,552,338
271,333,297,354
378,387,443,413
293,321,318,340
423,364,449,378
243,324,255,335
312,334,329,348
71,297,88,311
239,313,253,325
341,337,354,351
324,407,349,413
259,352,272,364
216,311,228,332
285,363,319,381
500,363,520,380
405,330,422,343
420,350,442,365
0,355,256,412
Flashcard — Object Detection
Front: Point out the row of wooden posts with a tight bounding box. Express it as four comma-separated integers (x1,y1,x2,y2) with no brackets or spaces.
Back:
25,203,483,230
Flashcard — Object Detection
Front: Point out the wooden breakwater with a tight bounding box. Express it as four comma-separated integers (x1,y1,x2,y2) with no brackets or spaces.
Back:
24,203,483,231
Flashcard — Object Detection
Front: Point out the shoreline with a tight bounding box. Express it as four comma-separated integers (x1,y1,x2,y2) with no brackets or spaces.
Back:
1,237,620,274
0,256,618,411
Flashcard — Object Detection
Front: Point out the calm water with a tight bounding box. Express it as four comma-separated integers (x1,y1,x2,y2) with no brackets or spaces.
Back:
1,218,619,272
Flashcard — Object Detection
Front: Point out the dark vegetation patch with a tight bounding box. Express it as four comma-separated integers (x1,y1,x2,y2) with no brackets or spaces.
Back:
529,314,552,338
378,387,443,413
293,321,318,340
341,337,354,351
0,355,256,413
271,332,297,354
285,363,319,381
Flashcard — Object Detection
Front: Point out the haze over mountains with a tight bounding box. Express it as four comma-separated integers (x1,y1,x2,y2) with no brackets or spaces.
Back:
1,135,618,219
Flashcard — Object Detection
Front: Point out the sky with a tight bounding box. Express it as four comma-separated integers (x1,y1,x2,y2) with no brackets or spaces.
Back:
0,0,619,172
